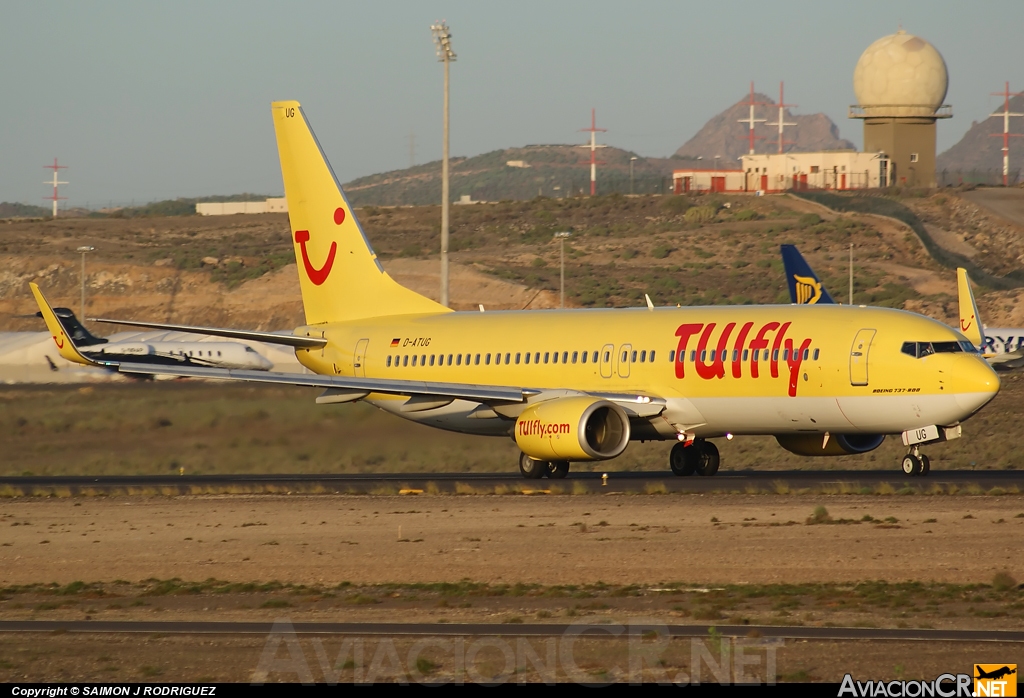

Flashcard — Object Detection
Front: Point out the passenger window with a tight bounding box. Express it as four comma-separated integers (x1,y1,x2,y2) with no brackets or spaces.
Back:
505,352,511,364
562,351,568,363
387,356,392,367
731,350,738,362
544,352,549,364
217,351,222,357
571,351,578,364
700,350,706,361
430,355,435,366
593,351,599,363
802,348,809,361
515,353,521,364
456,354,462,366
772,349,779,361
412,355,418,367
475,354,481,365
649,350,655,362
669,350,675,362
603,351,610,362
783,349,789,361
495,353,501,365
640,350,646,363
581,351,587,364
690,350,696,362
764,349,770,361
536,352,542,364
631,350,637,362
485,353,491,365
813,348,820,361
403,355,408,367
421,354,426,365
525,352,531,364
448,354,453,365
742,349,748,361
621,351,628,362
553,352,559,364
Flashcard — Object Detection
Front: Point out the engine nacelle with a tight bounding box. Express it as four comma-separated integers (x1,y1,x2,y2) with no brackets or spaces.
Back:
514,396,630,462
776,433,886,457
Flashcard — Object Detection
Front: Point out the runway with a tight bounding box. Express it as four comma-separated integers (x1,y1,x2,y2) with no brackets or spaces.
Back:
1,469,1020,495
0,620,1021,643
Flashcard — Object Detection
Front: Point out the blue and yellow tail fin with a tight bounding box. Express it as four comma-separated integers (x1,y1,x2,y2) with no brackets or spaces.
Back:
271,101,450,325
781,245,836,305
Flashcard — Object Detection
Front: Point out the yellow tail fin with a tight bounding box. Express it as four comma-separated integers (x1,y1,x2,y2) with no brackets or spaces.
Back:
271,101,449,324
956,267,984,348
29,283,101,366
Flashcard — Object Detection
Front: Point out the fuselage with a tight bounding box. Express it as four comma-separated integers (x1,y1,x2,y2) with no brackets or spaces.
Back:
291,304,999,440
84,341,273,370
982,329,1024,355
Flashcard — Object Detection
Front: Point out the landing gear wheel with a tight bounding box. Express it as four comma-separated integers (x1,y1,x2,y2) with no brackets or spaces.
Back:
901,454,922,476
519,452,548,480
696,440,720,476
670,442,698,476
548,461,570,479
919,455,931,476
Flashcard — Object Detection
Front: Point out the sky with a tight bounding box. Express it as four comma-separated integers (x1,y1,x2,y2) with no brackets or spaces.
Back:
2,1,1022,207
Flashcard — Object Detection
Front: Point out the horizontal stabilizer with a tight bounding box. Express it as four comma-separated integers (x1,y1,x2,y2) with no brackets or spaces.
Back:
91,318,326,349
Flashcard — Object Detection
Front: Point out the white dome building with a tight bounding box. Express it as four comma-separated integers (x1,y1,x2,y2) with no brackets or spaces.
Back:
850,30,951,188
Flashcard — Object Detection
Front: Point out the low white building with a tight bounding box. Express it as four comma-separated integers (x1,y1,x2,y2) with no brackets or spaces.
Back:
739,151,889,193
671,168,746,194
196,197,287,215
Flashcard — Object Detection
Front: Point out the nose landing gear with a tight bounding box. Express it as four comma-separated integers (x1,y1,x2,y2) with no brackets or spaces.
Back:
901,445,931,476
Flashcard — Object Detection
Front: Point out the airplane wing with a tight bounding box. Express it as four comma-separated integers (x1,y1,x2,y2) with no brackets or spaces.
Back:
983,348,1024,370
780,245,836,305
90,317,326,349
34,283,665,412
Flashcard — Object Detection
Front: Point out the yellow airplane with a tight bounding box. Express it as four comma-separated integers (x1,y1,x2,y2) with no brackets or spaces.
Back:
30,100,1001,479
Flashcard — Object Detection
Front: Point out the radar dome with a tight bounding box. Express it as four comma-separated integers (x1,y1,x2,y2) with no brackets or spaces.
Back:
853,30,948,117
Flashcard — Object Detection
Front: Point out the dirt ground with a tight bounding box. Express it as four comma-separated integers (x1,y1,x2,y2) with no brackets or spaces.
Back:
0,633,1015,684
1,495,1020,587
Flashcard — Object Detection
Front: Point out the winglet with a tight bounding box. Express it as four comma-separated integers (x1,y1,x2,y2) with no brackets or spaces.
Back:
956,268,985,348
781,245,836,305
29,283,104,366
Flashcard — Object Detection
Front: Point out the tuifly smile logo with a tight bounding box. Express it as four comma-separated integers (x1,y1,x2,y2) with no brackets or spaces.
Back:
294,207,345,285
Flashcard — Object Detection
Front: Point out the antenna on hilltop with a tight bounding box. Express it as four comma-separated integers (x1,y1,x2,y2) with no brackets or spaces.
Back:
765,82,798,155
43,158,68,218
989,82,1024,187
577,108,607,196
737,82,767,155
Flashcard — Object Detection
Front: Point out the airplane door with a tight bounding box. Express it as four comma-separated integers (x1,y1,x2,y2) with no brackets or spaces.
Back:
849,329,875,386
353,338,369,377
599,343,613,379
617,344,631,379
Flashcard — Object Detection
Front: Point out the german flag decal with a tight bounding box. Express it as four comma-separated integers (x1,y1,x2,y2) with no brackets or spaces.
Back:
391,338,401,347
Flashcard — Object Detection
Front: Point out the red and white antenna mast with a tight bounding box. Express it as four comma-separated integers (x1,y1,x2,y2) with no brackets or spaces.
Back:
989,82,1024,187
578,108,607,196
43,158,68,218
765,82,798,154
737,82,766,155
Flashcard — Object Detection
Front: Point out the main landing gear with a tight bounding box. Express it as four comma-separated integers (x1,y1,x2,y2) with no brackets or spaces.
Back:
519,453,570,480
669,439,720,477
901,445,931,477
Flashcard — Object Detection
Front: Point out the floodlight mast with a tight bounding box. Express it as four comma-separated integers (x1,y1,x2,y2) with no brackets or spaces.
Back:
431,21,456,308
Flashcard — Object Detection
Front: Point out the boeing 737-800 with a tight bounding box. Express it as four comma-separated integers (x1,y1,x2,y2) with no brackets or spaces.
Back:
31,101,1000,479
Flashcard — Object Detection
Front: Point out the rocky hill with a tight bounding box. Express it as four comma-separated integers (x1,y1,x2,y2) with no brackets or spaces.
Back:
343,145,680,206
936,94,1024,182
673,92,855,162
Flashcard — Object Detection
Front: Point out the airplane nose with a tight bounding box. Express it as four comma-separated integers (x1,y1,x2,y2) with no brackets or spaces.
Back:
953,356,1000,414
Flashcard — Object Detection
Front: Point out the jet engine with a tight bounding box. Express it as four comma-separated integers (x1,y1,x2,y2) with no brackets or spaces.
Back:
514,396,630,462
776,433,885,457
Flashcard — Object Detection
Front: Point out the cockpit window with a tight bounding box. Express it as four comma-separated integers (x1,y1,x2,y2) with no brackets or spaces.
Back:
902,341,968,358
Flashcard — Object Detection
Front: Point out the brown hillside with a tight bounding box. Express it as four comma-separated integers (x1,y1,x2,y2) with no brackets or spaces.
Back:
936,94,1024,180
674,93,855,162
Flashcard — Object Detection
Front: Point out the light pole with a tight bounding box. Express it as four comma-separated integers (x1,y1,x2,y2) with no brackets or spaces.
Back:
629,156,637,194
431,21,456,308
554,232,571,308
76,245,95,321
